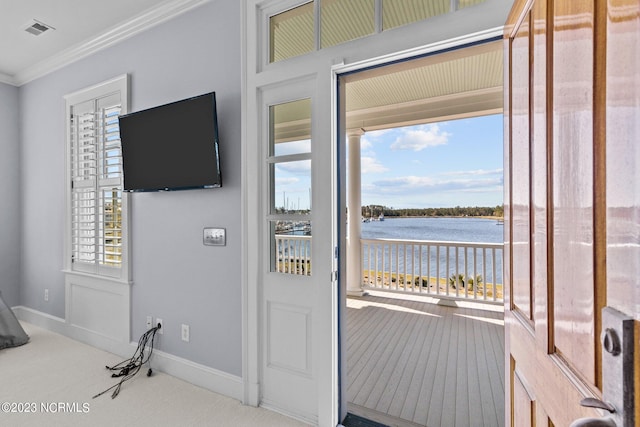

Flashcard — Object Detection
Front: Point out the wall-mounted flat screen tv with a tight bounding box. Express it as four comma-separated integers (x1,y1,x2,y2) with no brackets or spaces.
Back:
119,92,221,192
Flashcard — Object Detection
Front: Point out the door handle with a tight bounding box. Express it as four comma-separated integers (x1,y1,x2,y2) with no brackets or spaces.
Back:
580,397,615,413
599,307,635,427
569,306,636,427
569,398,618,427
569,417,616,427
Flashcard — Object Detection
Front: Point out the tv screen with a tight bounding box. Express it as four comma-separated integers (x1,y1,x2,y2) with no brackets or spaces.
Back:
119,92,221,192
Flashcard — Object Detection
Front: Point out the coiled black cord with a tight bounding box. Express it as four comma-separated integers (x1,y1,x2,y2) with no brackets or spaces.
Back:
93,323,161,399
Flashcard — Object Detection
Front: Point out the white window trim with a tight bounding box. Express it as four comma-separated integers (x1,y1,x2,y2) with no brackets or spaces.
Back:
63,74,131,284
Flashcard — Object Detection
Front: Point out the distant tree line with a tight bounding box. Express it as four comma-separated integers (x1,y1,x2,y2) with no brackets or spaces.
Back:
361,204,504,218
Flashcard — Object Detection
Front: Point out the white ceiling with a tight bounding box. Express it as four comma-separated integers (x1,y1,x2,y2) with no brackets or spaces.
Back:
2,0,503,132
0,0,210,86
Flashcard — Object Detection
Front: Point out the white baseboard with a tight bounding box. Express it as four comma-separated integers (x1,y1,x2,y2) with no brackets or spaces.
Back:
13,305,67,334
12,306,243,402
12,305,133,358
150,348,243,401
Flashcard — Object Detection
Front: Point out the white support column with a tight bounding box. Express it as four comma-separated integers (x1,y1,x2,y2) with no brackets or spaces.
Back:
347,129,366,296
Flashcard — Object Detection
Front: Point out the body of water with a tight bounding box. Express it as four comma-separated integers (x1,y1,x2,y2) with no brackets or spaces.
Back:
362,216,503,243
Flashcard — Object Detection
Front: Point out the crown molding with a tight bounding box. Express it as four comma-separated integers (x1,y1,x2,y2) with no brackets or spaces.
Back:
12,0,212,86
0,72,17,86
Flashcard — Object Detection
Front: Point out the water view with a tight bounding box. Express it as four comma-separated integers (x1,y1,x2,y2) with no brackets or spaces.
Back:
361,216,504,292
362,216,503,244
275,216,504,291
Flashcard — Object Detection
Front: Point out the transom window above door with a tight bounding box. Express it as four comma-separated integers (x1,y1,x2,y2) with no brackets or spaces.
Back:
268,0,489,64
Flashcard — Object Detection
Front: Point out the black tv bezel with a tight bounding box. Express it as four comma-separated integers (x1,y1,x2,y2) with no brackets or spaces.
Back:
118,92,222,193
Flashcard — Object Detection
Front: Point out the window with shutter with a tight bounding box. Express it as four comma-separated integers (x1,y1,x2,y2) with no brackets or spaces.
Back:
65,75,129,279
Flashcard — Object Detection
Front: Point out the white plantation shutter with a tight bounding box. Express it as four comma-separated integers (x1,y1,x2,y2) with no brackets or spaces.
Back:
66,76,128,278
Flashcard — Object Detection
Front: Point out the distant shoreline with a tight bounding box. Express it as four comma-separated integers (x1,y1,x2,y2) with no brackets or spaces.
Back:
383,215,504,221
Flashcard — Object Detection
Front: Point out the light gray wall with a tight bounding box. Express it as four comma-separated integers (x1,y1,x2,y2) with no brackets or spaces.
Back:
0,82,20,307
18,0,242,375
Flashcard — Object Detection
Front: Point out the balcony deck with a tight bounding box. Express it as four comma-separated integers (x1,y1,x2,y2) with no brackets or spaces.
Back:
346,291,504,427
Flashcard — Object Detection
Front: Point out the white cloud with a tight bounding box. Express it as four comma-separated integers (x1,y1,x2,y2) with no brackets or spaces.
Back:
361,156,389,174
359,137,373,150
390,124,450,152
276,160,311,174
442,168,503,176
276,177,299,185
366,129,394,138
360,128,397,149
370,175,502,194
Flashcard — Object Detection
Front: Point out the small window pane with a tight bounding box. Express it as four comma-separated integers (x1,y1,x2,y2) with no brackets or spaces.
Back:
271,160,312,214
321,0,375,48
270,98,312,156
99,104,123,180
72,188,97,264
382,0,450,30
270,220,312,275
100,188,122,266
71,111,97,183
270,2,315,63
274,138,311,157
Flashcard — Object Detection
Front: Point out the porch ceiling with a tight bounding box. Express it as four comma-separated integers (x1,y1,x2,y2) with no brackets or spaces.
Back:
273,40,503,142
344,40,503,131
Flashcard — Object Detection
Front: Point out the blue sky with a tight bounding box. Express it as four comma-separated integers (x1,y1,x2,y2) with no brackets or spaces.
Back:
273,114,503,211
359,114,504,208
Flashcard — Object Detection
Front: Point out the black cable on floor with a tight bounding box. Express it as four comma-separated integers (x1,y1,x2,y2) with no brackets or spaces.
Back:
92,323,161,399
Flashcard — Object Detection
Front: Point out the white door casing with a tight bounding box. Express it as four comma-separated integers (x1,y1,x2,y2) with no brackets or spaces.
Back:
241,1,511,425
242,2,339,425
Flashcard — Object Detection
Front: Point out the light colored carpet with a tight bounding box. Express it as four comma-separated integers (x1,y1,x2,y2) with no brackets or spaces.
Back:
0,322,308,427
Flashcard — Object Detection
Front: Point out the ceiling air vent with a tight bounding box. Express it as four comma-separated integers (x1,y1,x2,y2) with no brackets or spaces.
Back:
24,19,55,36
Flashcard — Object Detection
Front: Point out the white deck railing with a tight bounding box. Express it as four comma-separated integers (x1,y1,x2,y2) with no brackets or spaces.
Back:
361,238,503,303
274,235,504,303
275,235,312,275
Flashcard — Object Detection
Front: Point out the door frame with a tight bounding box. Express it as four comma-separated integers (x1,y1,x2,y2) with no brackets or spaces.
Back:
241,1,509,424
332,29,505,422
241,2,340,425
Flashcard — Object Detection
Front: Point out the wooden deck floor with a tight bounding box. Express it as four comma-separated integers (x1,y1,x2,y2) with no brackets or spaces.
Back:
346,292,504,427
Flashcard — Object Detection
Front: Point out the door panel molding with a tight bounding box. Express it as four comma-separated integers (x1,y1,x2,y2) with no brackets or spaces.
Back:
266,301,313,377
504,0,639,426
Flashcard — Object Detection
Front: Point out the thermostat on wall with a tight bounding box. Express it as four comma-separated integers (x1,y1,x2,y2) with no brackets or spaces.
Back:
203,228,226,246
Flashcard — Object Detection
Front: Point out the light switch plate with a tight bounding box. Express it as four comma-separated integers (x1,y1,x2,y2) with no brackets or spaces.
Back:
203,228,226,246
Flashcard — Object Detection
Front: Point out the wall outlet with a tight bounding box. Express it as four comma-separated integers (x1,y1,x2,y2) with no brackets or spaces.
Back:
44,289,49,302
156,318,163,334
146,316,153,329
181,324,190,342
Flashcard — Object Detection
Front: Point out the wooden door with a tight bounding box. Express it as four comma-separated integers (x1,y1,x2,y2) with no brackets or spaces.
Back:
504,0,639,426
